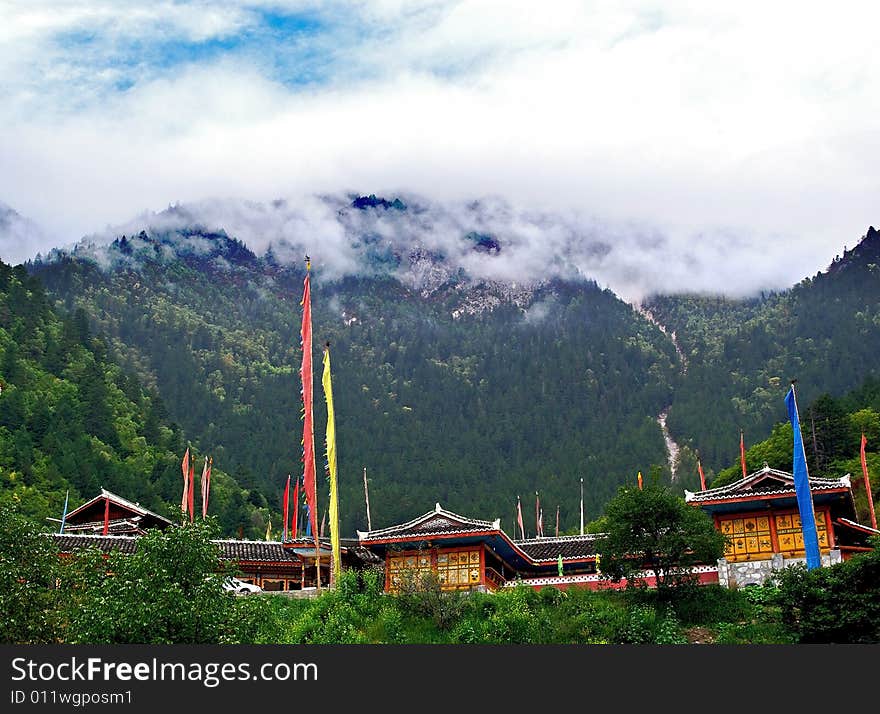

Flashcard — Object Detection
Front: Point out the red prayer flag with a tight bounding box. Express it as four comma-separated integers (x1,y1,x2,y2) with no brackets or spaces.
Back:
516,497,524,540
291,478,300,539
698,459,707,491
637,471,643,490
200,456,210,519
203,456,212,518
740,430,748,480
282,475,291,541
300,263,319,542
861,433,877,530
181,447,190,516
187,463,195,522
102,495,110,535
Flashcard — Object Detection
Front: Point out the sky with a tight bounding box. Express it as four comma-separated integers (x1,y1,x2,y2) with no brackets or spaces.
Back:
1,1,879,298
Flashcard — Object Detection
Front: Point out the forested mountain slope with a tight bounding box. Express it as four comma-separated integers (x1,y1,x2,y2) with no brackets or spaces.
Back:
646,226,880,477
30,223,679,535
0,259,270,537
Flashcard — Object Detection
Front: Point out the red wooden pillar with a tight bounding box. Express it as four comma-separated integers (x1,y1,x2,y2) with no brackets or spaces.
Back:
768,511,780,553
102,496,110,535
823,508,834,551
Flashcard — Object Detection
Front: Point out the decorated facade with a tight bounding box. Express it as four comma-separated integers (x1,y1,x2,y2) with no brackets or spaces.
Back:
357,502,718,592
686,464,878,587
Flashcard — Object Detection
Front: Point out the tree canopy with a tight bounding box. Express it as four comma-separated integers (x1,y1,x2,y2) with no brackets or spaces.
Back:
597,483,726,590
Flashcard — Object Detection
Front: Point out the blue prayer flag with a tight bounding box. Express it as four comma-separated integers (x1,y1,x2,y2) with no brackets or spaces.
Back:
785,386,822,570
58,489,69,534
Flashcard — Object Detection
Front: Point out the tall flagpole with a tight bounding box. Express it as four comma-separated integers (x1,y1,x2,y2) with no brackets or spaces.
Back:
535,491,540,539
363,467,372,532
579,478,584,535
785,380,822,570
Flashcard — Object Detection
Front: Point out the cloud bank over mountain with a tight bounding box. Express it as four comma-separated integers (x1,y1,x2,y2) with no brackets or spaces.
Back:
2,2,878,296
55,193,846,303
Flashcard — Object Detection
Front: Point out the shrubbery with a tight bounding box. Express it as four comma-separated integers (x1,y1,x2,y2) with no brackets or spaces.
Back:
774,538,880,643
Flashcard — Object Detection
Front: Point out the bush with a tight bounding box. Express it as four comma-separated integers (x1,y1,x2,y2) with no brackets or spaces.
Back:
0,506,61,643
774,542,880,643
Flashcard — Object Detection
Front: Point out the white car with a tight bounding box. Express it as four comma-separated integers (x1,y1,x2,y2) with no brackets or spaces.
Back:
223,577,263,595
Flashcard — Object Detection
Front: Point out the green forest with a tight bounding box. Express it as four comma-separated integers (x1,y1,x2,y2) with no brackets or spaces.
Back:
648,226,880,477
27,233,679,536
0,260,270,537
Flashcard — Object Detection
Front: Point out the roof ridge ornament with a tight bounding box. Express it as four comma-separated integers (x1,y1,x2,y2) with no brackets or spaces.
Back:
435,502,442,513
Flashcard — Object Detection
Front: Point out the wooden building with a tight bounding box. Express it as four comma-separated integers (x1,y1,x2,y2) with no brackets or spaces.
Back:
50,489,379,592
49,532,378,593
686,464,878,587
358,502,719,592
57,489,173,535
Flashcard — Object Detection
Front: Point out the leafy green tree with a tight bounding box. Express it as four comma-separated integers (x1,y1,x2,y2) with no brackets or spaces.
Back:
596,483,725,590
62,520,236,644
0,505,60,643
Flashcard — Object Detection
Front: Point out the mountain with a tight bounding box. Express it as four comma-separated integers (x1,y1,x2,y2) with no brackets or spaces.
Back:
27,198,683,535
645,225,880,479
0,202,48,266
0,259,270,536
18,194,880,536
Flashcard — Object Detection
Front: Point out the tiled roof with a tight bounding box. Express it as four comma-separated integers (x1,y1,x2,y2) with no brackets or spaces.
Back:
686,465,850,503
51,533,140,554
51,534,300,563
358,503,499,541
213,540,300,562
514,534,600,561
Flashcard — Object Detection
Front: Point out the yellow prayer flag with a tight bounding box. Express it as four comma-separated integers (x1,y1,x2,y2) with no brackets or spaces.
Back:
322,346,342,580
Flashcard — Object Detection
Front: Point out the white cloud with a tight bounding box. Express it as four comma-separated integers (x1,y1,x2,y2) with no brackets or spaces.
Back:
1,1,879,296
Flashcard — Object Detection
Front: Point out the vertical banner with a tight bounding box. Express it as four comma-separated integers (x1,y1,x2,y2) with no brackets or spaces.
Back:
698,459,707,491
291,477,300,539
322,345,342,582
59,489,69,534
204,456,212,518
282,474,291,542
181,447,190,517
785,385,822,569
740,430,748,479
300,258,320,587
861,433,877,530
188,463,195,522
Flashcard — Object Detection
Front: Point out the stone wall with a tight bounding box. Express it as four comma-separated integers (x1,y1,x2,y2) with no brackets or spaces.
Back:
717,550,842,588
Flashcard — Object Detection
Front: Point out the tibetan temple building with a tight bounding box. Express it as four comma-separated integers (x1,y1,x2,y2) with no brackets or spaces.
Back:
50,471,878,594
686,464,879,587
49,489,379,592
356,502,718,592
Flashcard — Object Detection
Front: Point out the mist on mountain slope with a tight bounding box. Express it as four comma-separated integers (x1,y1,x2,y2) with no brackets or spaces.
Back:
23,192,832,303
